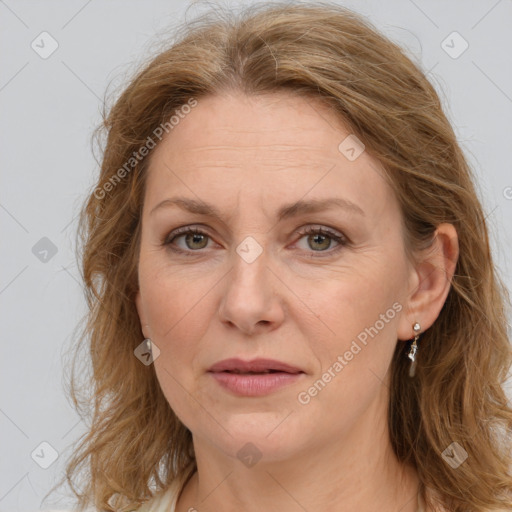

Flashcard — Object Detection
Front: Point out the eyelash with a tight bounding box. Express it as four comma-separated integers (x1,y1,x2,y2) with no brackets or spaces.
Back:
162,225,348,258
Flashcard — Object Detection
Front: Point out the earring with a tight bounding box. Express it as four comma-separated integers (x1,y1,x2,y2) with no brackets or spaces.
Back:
144,338,152,351
407,322,421,377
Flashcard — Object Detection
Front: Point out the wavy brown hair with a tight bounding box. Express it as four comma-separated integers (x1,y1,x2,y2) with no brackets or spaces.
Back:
50,2,512,511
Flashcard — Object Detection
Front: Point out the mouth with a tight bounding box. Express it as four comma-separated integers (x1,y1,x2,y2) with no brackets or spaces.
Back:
207,358,304,374
221,369,284,374
207,358,305,396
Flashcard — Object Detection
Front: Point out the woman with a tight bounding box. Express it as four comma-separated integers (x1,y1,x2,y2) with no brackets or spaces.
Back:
58,2,512,511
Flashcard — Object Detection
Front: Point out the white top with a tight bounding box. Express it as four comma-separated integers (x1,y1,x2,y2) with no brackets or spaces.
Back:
136,484,180,512
136,463,195,512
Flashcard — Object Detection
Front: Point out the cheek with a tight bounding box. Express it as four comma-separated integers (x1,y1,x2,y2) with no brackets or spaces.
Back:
294,282,402,428
137,261,205,391
303,256,405,374
139,253,215,340
138,259,214,429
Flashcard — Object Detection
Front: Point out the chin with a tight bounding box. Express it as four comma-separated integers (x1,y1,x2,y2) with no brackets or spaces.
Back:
204,412,309,463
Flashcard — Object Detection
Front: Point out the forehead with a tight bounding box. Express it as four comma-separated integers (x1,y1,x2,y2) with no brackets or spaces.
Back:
144,91,396,221
154,91,351,159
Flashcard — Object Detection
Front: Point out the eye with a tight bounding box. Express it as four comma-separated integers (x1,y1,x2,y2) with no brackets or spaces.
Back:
294,226,347,257
163,227,213,255
163,225,348,257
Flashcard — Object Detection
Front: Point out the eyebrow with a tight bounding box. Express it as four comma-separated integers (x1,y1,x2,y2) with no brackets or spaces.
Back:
149,196,365,221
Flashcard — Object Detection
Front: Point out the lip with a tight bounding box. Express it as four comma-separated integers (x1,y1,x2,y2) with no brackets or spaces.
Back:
207,358,305,397
208,358,303,374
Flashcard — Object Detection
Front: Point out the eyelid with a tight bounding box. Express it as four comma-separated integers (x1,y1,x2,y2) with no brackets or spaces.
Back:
163,224,214,244
290,225,347,257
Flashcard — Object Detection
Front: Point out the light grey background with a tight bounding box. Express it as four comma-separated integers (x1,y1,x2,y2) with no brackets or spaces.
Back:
1,1,511,510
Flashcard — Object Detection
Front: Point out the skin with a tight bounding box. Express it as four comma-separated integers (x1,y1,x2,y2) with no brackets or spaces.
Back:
135,91,458,512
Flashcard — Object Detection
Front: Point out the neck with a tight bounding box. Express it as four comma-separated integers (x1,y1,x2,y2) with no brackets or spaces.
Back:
176,393,420,512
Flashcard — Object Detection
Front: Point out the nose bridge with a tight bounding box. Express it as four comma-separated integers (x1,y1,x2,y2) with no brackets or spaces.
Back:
218,234,283,333
230,234,270,299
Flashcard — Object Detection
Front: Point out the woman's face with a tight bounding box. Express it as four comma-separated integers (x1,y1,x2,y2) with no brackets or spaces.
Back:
135,91,417,462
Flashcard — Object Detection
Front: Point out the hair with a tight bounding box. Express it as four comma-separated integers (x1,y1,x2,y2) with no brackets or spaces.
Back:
50,1,512,511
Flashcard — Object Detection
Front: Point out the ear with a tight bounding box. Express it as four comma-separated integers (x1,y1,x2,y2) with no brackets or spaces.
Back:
135,290,151,339
397,223,459,341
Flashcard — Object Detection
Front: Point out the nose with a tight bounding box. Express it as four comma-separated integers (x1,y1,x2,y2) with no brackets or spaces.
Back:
218,244,285,336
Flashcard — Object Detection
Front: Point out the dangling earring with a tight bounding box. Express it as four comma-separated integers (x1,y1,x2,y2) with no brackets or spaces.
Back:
407,322,421,377
143,324,152,351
